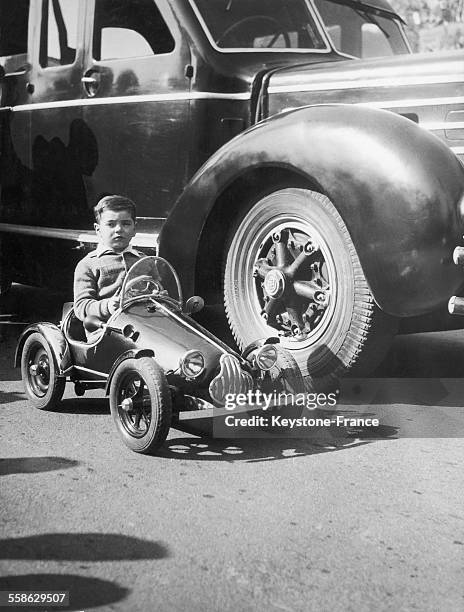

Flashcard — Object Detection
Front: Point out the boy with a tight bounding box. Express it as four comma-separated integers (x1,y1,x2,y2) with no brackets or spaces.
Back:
73,195,141,330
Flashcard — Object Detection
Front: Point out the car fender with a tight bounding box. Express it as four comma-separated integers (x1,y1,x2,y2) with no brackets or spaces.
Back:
15,323,71,374
104,349,155,395
160,104,464,317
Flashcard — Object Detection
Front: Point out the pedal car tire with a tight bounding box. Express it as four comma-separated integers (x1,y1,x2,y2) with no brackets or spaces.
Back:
268,346,306,395
21,332,65,410
259,347,308,432
109,357,172,454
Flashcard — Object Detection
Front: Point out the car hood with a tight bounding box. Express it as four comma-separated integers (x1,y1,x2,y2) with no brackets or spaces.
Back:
263,49,464,117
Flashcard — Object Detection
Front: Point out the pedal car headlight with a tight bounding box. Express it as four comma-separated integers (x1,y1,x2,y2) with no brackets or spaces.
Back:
255,345,278,371
180,350,205,379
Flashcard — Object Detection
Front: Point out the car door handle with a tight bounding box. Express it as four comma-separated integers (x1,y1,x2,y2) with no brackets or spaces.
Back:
81,76,98,84
81,71,101,97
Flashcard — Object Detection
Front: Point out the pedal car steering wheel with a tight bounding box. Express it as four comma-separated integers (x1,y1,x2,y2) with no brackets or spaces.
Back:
125,274,164,298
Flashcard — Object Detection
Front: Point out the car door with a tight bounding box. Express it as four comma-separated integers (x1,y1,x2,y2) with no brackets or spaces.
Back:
82,0,192,236
29,0,90,229
1,0,91,289
0,0,34,227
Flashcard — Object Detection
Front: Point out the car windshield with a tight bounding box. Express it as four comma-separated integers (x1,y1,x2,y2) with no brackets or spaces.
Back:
121,256,182,308
313,0,410,58
191,0,327,50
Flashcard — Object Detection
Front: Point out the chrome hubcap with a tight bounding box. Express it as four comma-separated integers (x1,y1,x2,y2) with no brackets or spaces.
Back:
121,398,133,412
263,269,286,299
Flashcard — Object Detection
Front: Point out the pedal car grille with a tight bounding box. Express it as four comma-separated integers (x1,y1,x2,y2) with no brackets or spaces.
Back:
209,354,254,407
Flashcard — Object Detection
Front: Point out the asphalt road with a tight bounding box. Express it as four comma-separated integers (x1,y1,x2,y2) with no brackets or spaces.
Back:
1,285,464,612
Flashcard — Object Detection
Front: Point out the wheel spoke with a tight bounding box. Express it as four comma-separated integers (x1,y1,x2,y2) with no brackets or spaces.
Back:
132,379,145,404
285,251,310,277
283,291,306,331
293,280,327,304
127,381,138,397
263,297,285,326
133,410,142,429
287,306,305,334
254,259,273,279
275,240,292,267
140,403,151,430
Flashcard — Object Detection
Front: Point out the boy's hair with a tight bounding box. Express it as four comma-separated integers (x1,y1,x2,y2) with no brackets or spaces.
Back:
94,195,137,222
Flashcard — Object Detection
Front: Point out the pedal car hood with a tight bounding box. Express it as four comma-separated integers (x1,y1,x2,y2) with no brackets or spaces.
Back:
114,301,235,379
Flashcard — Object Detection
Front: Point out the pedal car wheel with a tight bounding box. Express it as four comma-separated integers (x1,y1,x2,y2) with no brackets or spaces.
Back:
109,357,172,454
267,346,306,395
21,332,65,410
259,347,308,431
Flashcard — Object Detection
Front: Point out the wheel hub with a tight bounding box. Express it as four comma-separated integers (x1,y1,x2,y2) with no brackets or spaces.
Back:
27,349,50,395
117,373,152,437
253,224,332,340
264,269,286,299
121,398,133,412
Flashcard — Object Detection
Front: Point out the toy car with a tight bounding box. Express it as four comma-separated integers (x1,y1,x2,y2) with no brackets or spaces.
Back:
15,256,305,454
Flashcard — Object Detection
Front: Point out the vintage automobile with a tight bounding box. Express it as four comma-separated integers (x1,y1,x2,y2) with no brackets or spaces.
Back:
0,0,463,388
15,256,305,454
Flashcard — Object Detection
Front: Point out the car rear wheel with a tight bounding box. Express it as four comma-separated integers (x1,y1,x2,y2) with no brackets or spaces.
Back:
109,357,172,454
21,332,65,410
224,188,397,388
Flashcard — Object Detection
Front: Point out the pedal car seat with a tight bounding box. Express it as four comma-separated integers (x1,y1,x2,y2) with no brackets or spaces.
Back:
62,303,87,343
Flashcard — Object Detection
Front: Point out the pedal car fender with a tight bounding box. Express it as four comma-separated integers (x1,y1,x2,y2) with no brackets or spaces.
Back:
15,323,71,373
104,349,155,394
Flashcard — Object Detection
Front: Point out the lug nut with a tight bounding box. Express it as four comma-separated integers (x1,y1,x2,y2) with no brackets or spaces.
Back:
304,241,314,255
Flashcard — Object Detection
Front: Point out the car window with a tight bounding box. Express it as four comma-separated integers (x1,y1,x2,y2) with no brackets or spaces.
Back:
314,0,409,57
40,0,78,68
0,0,29,58
362,22,394,58
93,0,175,61
192,0,326,50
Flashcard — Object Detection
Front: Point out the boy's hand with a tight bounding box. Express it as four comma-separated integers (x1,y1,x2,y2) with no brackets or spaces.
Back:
108,290,121,315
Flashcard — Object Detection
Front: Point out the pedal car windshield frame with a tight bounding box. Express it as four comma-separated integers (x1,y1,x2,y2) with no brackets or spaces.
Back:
120,256,183,311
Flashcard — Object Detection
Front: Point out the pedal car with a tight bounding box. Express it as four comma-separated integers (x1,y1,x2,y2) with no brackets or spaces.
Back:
16,256,305,454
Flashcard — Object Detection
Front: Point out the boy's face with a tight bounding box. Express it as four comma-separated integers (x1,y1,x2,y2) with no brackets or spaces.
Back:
95,209,136,253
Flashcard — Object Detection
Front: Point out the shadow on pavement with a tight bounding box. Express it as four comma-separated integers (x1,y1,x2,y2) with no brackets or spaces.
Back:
159,423,398,463
0,574,129,611
0,456,80,476
0,389,24,404
341,377,464,408
58,397,109,415
374,330,464,377
0,533,170,561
